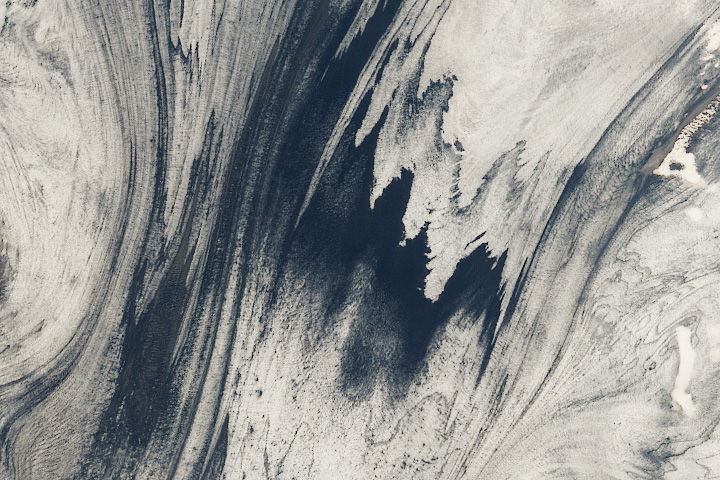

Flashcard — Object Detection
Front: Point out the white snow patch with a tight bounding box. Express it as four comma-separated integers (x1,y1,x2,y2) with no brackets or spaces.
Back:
654,150,706,185
706,21,720,53
685,206,704,223
654,97,719,186
671,326,696,417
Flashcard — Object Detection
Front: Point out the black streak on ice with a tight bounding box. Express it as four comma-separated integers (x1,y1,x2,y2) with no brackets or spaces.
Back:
79,0,482,477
